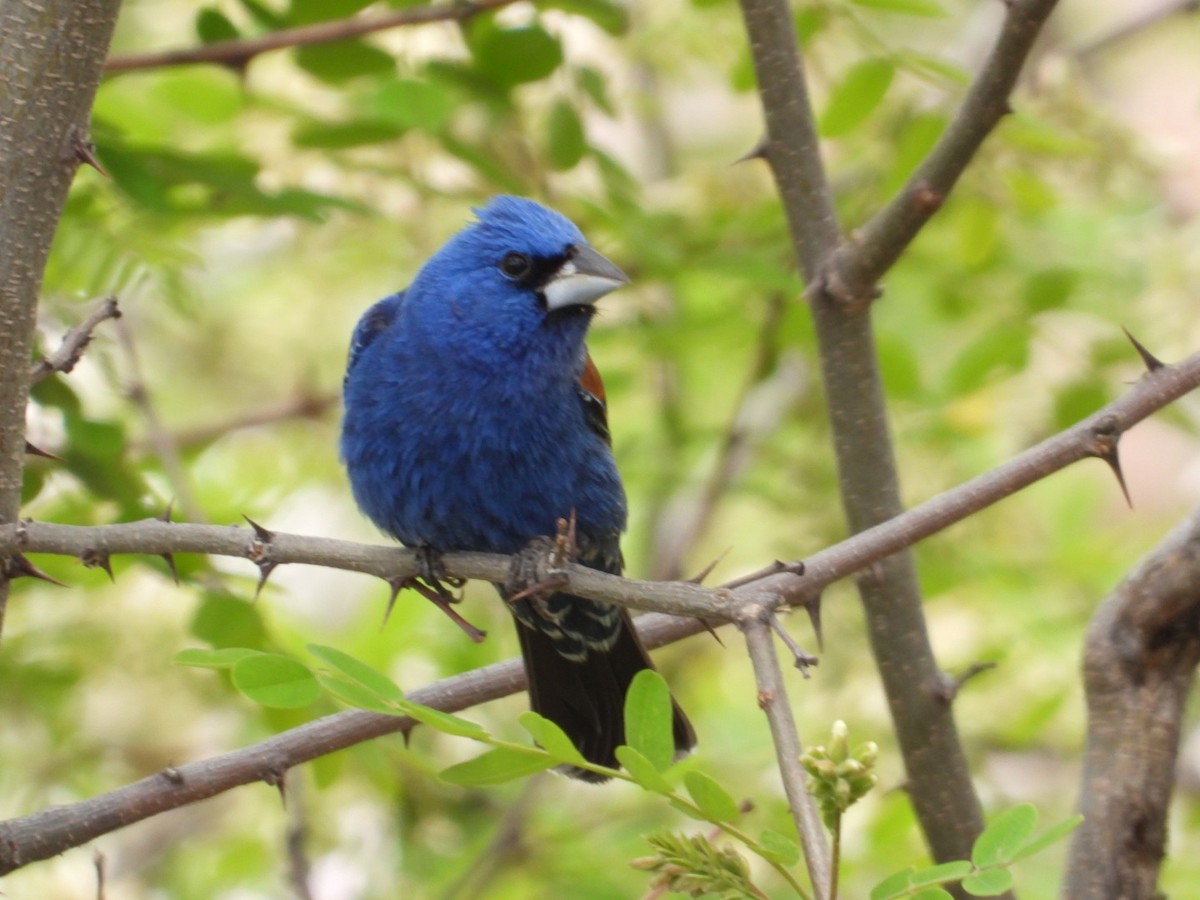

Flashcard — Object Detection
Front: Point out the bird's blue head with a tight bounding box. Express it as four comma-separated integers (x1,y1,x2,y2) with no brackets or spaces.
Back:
401,196,628,375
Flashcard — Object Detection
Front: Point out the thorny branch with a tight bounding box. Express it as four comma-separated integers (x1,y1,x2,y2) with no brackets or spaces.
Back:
2,348,1197,624
0,346,1195,872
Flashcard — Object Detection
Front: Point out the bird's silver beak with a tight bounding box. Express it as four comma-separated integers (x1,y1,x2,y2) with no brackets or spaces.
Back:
543,244,629,311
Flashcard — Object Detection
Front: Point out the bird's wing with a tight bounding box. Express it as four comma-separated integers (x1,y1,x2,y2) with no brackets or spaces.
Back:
345,291,404,385
577,351,611,445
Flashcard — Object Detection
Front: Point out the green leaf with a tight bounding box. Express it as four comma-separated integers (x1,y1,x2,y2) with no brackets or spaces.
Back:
1023,267,1078,312
851,0,946,16
819,58,894,137
318,674,402,715
623,669,675,771
962,867,1014,896
307,644,404,703
683,770,741,822
469,22,563,87
871,867,915,900
546,101,586,170
174,647,262,669
615,746,673,793
910,860,973,886
196,8,239,43
518,711,588,766
1010,814,1084,862
577,66,614,114
368,78,457,130
973,803,1038,868
231,654,321,709
191,593,268,650
758,829,801,866
911,890,955,900
439,747,557,786
294,40,395,84
395,700,488,738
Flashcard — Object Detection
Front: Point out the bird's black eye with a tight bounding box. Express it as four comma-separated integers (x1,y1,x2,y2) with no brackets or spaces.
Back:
499,252,533,280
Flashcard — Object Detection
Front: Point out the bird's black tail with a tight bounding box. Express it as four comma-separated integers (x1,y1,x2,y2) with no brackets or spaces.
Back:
516,609,695,781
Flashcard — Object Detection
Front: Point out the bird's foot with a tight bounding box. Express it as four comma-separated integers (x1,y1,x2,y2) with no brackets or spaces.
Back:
387,546,485,643
505,516,577,605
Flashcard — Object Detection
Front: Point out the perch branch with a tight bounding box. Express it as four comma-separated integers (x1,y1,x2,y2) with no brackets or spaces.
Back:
0,351,1195,869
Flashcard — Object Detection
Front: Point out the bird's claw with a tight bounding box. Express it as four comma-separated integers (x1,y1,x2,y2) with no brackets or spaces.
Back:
505,518,577,606
391,546,485,643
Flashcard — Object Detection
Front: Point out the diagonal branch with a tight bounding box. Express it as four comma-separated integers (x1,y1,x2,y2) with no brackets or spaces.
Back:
828,0,1060,306
103,0,526,74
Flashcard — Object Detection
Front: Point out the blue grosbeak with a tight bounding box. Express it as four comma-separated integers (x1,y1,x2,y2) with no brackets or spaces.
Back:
341,196,694,778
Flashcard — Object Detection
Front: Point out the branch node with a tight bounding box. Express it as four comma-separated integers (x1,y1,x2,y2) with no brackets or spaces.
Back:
929,661,997,704
1122,326,1165,372
4,554,68,587
80,548,114,582
66,125,108,177
161,766,185,786
913,181,944,213
1089,415,1132,508
243,515,275,544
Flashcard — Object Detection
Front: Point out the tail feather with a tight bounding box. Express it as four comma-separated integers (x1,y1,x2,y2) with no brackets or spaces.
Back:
516,609,694,781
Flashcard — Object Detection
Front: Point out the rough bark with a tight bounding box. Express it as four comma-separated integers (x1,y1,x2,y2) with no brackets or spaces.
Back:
1066,507,1200,897
0,0,123,638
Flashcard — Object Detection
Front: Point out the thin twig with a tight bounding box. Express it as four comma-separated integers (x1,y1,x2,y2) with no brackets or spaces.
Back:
29,296,121,385
828,0,1061,306
113,315,206,523
741,615,830,900
103,0,526,74
135,391,339,454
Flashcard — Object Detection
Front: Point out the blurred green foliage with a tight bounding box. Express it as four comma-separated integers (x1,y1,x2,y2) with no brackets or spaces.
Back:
6,0,1200,896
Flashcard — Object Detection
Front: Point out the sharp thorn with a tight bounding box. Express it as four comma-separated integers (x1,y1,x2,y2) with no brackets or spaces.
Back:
243,515,274,542
687,548,730,585
74,136,109,177
161,552,179,586
699,618,726,647
805,592,824,653
734,136,769,165
5,554,68,587
382,577,404,628
1099,446,1133,509
253,561,277,601
80,550,115,582
159,499,175,523
24,439,62,460
1122,326,1165,372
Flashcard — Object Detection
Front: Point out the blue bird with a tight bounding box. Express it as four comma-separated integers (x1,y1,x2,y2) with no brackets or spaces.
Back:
341,196,694,778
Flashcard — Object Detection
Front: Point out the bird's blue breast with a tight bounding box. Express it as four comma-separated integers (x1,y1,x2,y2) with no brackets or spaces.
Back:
340,303,626,555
